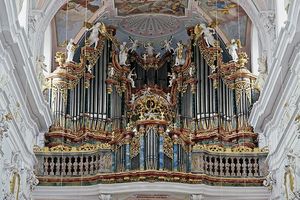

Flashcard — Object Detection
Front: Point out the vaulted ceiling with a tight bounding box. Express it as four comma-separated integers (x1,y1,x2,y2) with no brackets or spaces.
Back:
52,0,251,53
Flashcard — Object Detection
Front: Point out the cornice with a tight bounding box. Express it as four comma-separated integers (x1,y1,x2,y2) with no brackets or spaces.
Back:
34,182,269,200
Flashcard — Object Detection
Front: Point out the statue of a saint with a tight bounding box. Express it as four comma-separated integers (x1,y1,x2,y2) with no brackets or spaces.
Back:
36,55,48,89
254,56,268,91
119,42,129,66
174,41,185,66
66,38,77,62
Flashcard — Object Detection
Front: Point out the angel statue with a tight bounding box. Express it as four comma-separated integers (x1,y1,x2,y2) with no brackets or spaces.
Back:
174,41,185,66
128,36,139,52
200,23,216,47
144,42,154,57
119,42,129,66
127,68,137,88
66,38,77,62
161,36,174,53
168,72,176,87
85,22,101,49
227,39,241,62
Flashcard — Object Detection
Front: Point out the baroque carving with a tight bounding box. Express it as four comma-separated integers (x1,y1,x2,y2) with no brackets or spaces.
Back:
263,171,276,190
283,150,300,200
254,55,268,91
99,194,112,200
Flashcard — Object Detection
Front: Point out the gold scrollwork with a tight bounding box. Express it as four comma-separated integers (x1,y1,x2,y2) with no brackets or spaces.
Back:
163,134,173,159
130,135,140,158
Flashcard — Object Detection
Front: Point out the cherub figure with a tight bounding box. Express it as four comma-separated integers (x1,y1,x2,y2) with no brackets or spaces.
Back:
227,39,241,62
161,36,174,52
174,41,185,66
128,36,139,52
66,38,77,62
189,65,195,76
85,22,101,49
119,42,129,66
200,23,216,47
142,54,147,62
130,94,136,104
144,42,154,57
108,66,115,78
127,68,137,88
166,93,171,103
142,87,151,96
87,65,93,73
168,72,176,87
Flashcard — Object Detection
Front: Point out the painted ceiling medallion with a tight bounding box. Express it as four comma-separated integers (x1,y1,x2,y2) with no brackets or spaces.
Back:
114,0,188,16
119,15,182,38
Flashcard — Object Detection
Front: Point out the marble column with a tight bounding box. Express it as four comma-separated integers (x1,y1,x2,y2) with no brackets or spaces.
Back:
173,135,179,171
187,145,192,172
125,135,131,171
139,125,145,170
112,145,116,172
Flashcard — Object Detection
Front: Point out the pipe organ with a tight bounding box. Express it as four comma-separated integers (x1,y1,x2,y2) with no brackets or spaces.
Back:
37,22,266,185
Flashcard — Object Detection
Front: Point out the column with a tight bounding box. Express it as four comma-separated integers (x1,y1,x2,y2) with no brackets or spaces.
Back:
112,145,116,172
173,134,179,171
125,135,131,171
158,126,164,170
139,125,145,170
187,145,192,172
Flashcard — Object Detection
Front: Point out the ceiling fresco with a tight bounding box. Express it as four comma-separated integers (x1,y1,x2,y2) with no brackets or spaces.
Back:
114,0,188,16
53,0,249,48
196,0,248,45
55,0,102,45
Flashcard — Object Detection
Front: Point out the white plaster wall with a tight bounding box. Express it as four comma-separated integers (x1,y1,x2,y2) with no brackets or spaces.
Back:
0,0,51,199
249,0,300,199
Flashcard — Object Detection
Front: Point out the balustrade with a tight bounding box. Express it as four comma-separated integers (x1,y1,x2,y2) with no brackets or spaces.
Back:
35,149,266,179
35,150,112,177
191,151,266,178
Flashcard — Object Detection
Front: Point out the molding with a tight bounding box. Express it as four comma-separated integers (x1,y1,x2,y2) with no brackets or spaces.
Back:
33,182,269,200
